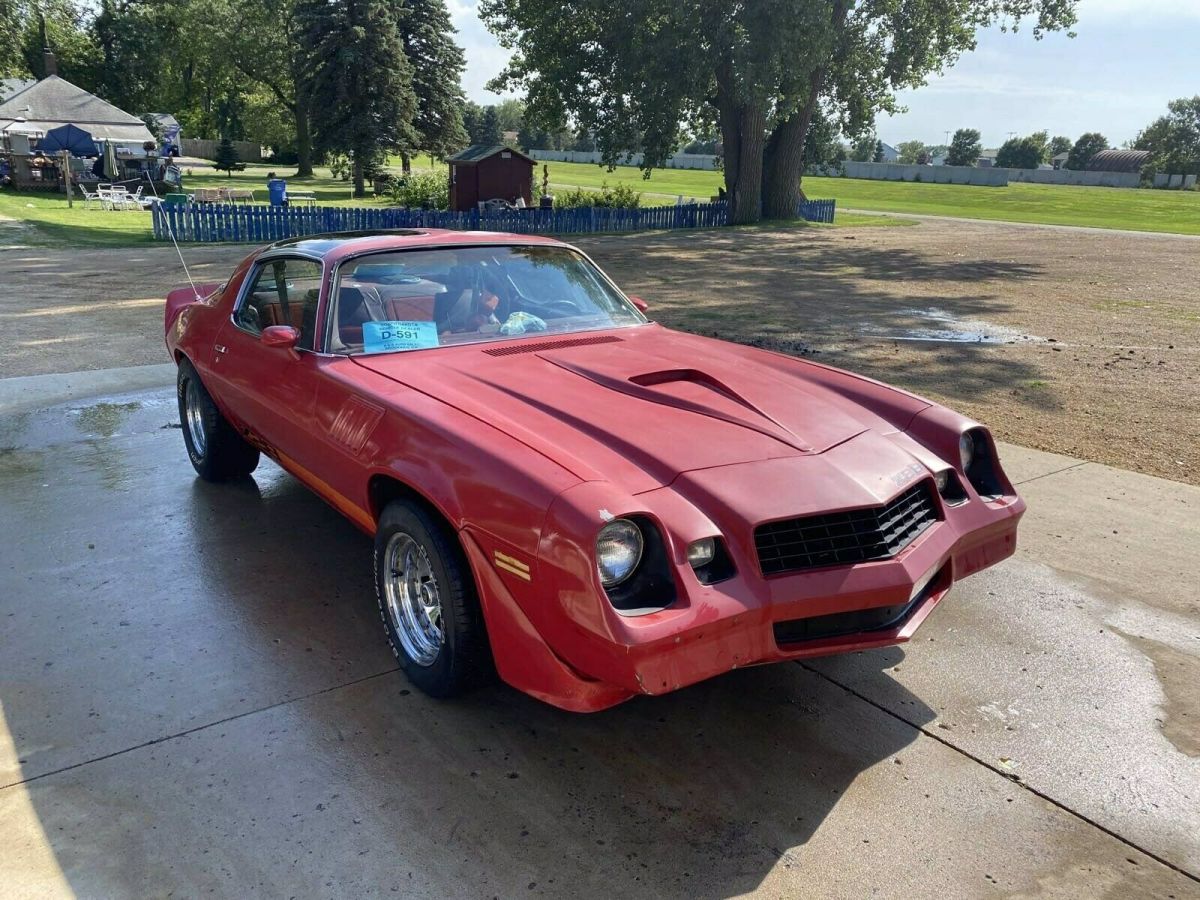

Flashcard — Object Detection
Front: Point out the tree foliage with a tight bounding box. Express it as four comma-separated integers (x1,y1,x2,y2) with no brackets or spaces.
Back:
1066,131,1107,170
297,0,418,196
1048,134,1072,157
946,128,981,166
397,0,469,164
481,0,1079,223
1134,96,1200,176
897,140,927,164
996,133,1046,169
213,135,240,175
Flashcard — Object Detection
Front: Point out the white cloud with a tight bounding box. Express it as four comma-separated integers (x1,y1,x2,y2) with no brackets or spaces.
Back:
447,0,517,102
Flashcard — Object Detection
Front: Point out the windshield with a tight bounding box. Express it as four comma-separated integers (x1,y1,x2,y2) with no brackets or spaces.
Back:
327,245,646,354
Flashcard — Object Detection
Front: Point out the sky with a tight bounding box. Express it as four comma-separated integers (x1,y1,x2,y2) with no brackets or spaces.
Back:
448,0,1199,150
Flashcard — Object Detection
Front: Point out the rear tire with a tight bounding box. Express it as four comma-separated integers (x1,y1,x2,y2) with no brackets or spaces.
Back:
374,499,492,697
177,358,259,481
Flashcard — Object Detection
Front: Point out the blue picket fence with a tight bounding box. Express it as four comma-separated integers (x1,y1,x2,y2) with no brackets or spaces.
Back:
152,197,836,243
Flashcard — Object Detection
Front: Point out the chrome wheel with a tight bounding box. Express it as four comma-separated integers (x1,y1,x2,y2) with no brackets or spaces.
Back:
383,532,444,667
184,379,207,456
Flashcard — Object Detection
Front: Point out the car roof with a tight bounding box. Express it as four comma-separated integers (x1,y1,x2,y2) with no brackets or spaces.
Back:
264,229,569,263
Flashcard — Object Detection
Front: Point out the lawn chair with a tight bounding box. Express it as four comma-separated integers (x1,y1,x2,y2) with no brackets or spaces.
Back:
75,183,102,209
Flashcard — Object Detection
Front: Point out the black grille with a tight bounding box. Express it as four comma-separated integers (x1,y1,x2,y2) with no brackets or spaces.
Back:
755,481,938,576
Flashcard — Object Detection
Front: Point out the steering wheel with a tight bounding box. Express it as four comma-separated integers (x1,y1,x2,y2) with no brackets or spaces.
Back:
537,298,584,317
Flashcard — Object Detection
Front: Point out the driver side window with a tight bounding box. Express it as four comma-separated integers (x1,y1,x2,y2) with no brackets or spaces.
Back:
235,257,323,348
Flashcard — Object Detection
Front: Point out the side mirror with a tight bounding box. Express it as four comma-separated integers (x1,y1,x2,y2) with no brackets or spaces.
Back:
628,295,649,313
260,325,300,349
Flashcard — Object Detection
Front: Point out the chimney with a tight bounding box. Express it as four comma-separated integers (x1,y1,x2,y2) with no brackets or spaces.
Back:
43,48,58,77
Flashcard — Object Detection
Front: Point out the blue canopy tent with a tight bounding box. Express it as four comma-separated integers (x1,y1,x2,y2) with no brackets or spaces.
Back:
38,123,97,156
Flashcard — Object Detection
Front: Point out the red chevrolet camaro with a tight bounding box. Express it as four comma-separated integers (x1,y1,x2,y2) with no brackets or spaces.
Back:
164,229,1024,711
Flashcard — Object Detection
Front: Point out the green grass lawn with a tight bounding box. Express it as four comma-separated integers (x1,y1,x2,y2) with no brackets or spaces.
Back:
4,154,1197,246
535,159,1200,234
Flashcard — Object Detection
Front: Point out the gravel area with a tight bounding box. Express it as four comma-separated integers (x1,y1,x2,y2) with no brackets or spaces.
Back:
2,219,1196,484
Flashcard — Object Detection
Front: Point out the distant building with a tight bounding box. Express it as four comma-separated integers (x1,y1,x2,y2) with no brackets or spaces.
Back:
1051,151,1070,170
879,142,899,162
977,148,1000,167
0,78,36,102
1086,149,1151,173
0,75,155,144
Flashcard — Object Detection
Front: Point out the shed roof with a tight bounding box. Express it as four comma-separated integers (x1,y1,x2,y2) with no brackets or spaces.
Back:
0,75,154,143
1086,149,1151,173
446,144,535,164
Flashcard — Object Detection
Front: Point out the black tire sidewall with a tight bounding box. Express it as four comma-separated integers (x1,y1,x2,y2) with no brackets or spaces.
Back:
177,359,217,477
374,502,471,697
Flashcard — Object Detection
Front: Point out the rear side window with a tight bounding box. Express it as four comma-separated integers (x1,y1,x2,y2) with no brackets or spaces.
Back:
235,257,323,348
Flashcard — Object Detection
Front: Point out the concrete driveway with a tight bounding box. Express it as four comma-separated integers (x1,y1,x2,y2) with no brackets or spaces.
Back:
1,373,1197,899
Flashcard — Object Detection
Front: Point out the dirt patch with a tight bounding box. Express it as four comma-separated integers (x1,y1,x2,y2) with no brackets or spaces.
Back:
0,220,1196,484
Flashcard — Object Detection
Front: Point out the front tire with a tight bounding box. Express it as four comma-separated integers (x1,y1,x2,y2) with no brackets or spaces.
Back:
374,499,491,697
177,358,259,481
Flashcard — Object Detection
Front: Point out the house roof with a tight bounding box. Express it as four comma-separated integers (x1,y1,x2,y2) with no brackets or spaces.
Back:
0,75,154,143
1052,151,1070,162
446,144,535,164
1086,149,1151,173
1,78,36,101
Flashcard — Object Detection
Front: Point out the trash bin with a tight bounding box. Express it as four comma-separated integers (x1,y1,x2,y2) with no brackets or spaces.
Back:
540,195,554,210
268,178,288,207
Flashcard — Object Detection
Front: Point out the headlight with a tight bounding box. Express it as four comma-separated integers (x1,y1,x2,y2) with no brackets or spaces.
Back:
687,537,715,568
959,431,976,471
596,518,643,587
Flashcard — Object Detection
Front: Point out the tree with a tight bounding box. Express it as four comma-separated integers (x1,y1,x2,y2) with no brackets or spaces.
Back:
213,135,240,175
872,139,885,163
849,133,876,162
477,105,502,144
995,134,1045,169
297,0,418,197
481,0,1078,224
396,0,469,169
1066,132,1108,170
946,128,981,166
493,98,525,133
897,140,927,164
1048,135,1072,158
1134,96,1200,176
801,109,839,167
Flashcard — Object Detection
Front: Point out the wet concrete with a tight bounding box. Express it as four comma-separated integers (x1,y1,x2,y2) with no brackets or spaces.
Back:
2,383,1199,898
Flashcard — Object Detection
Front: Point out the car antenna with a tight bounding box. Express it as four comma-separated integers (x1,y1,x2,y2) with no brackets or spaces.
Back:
142,170,201,300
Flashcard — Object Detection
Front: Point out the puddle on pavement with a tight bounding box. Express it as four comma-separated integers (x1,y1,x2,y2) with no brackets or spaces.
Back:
858,307,1048,344
1110,626,1200,758
0,446,44,479
72,401,141,438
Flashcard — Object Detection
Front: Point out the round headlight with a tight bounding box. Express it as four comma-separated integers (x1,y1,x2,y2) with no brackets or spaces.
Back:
596,519,643,588
687,537,716,568
958,431,976,471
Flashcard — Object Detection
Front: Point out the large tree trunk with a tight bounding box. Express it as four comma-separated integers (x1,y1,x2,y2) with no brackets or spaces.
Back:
762,110,809,220
401,152,412,174
715,62,764,225
294,104,314,177
352,153,365,198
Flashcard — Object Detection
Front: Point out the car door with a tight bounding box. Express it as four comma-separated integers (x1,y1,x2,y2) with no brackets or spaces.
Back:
208,254,326,461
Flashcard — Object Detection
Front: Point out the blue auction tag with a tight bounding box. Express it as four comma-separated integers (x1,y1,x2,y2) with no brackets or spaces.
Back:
362,320,439,353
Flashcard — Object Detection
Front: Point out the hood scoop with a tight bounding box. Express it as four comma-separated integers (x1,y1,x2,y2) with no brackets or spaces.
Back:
483,334,624,357
545,359,815,453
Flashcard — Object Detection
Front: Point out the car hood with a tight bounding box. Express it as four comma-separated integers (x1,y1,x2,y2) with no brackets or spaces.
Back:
352,325,926,493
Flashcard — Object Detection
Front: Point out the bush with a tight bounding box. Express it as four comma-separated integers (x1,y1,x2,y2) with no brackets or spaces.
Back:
553,182,642,209
328,153,350,181
388,170,450,209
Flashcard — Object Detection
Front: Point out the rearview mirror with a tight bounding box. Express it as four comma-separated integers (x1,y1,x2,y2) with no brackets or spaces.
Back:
261,325,300,349
628,295,649,313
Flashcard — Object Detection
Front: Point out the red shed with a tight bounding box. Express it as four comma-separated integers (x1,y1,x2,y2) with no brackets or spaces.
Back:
447,144,535,211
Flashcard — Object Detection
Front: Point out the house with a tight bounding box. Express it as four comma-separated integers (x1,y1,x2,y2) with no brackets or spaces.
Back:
446,144,535,211
0,74,154,144
879,142,899,162
1051,151,1070,170
0,77,36,102
977,148,1000,167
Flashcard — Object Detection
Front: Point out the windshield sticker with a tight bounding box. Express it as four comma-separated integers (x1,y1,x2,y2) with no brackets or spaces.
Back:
362,320,439,353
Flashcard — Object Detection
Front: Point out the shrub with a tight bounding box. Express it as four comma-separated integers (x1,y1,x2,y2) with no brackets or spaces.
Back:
328,153,350,181
553,181,642,209
388,170,450,209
